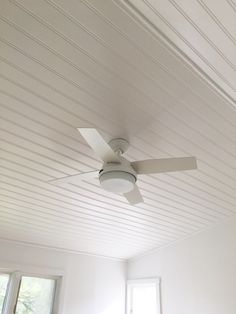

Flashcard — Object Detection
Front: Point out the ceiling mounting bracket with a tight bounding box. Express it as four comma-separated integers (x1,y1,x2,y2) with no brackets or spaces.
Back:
109,138,129,155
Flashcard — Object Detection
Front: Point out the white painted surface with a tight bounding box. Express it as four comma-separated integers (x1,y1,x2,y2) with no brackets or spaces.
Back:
128,0,236,101
0,240,126,314
128,216,236,314
0,0,235,258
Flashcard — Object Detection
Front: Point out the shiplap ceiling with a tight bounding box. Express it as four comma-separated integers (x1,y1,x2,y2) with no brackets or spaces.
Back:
0,0,235,259
128,0,236,102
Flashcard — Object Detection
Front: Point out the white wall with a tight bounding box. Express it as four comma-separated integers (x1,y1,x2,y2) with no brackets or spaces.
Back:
0,240,126,314
128,216,236,314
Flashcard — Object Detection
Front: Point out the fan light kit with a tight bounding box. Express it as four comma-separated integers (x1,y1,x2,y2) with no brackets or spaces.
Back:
100,171,136,194
99,148,137,194
49,128,197,205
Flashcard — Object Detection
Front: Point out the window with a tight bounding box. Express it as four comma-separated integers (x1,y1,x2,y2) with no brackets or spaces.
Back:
126,278,161,314
0,271,60,314
0,274,9,313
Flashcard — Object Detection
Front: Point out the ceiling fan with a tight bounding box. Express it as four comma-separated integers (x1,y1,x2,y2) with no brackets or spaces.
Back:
49,128,197,205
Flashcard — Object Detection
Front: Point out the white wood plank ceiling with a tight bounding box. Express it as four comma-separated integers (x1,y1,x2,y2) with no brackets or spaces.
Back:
128,0,236,102
0,0,235,259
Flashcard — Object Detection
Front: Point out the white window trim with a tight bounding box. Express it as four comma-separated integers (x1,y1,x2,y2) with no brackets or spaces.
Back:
1,269,62,314
126,278,162,314
0,260,66,314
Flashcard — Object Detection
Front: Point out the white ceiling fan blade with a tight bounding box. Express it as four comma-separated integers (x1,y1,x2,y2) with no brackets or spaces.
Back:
131,157,197,174
124,184,143,205
78,128,120,163
49,170,98,186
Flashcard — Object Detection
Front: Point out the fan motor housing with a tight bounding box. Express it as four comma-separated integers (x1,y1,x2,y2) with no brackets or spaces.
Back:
99,158,137,194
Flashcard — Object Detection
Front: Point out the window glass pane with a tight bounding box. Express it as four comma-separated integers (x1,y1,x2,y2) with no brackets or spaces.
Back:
0,274,9,314
15,276,55,314
131,284,157,314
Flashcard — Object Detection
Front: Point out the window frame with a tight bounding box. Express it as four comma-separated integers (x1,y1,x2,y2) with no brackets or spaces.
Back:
0,272,11,314
0,271,61,314
126,278,161,314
